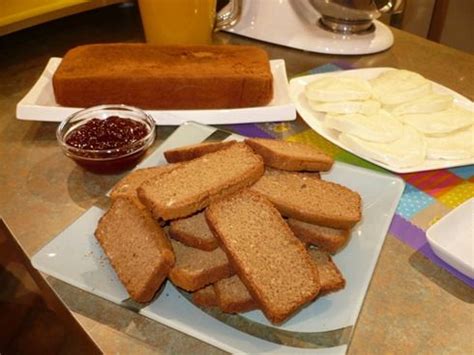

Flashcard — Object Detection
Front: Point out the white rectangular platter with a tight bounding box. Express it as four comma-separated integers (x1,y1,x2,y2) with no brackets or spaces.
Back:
32,122,404,354
17,58,296,125
289,68,474,174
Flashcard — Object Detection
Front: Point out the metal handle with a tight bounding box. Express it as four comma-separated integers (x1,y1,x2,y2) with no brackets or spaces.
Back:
377,0,404,14
215,0,242,31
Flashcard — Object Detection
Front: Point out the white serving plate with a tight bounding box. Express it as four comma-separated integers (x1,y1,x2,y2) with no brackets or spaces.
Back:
289,68,474,174
427,198,474,279
16,58,295,125
32,122,404,354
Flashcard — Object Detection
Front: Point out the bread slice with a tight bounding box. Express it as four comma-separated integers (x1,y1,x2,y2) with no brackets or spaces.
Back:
169,240,234,291
250,169,361,229
308,249,345,294
169,211,218,251
138,143,264,220
192,285,218,308
287,218,350,254
95,197,175,303
214,275,258,313
164,141,236,163
206,189,320,324
245,138,333,171
110,165,178,206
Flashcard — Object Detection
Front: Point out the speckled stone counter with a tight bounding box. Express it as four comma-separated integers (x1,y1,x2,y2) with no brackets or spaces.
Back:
0,4,473,354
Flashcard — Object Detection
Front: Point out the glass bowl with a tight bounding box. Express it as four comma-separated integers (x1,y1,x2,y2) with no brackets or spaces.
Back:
56,105,156,174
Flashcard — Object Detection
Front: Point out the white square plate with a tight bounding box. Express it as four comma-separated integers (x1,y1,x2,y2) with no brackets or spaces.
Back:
32,122,404,354
427,198,474,279
289,68,474,174
17,58,296,125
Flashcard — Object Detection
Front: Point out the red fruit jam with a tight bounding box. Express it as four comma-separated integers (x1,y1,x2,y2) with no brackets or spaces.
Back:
65,116,150,174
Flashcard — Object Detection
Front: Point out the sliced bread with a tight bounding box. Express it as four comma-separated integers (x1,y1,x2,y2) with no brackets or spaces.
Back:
169,239,234,291
169,211,218,251
245,138,333,171
192,285,218,308
214,275,258,313
308,249,345,294
250,168,361,229
138,143,264,220
206,189,320,324
164,141,236,163
287,218,350,254
95,197,175,303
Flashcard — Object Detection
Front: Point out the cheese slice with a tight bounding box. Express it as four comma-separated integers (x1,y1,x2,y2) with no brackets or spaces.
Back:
426,126,474,160
308,100,381,115
339,125,426,168
389,92,453,115
305,76,372,102
371,69,431,105
398,106,473,135
324,110,403,143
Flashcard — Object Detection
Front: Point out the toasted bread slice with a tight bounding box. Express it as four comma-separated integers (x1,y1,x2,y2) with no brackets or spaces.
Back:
164,141,237,163
138,143,264,220
308,249,345,294
206,190,320,324
287,219,350,254
95,197,175,303
214,275,258,313
245,138,333,171
169,240,234,291
192,285,218,308
169,211,218,251
251,169,361,229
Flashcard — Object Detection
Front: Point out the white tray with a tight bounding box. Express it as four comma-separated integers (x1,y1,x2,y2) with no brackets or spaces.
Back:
16,58,295,125
427,198,474,279
32,122,404,354
289,67,474,174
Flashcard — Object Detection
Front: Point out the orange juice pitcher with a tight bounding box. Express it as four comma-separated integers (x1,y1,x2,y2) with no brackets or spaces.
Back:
138,0,242,45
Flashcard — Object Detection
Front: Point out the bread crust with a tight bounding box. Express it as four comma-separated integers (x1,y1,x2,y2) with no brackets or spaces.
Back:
53,44,273,109
206,190,320,324
164,141,236,163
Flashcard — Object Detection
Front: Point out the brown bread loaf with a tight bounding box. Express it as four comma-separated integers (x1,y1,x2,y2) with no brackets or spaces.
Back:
53,44,273,109
245,138,333,171
308,249,346,294
164,141,236,163
214,275,258,313
287,218,350,254
95,197,175,303
169,240,234,291
206,189,320,324
138,143,264,220
169,211,218,251
250,168,361,229
192,285,218,308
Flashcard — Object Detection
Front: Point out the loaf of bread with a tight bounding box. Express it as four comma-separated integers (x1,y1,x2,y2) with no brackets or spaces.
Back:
95,197,175,303
53,44,273,109
206,189,320,324
164,141,236,163
245,138,334,172
287,218,350,254
138,143,264,220
251,168,362,229
169,240,234,291
169,211,218,251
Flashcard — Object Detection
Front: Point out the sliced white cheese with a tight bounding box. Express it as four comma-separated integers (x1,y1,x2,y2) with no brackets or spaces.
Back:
339,125,426,168
398,106,473,135
308,99,381,115
324,110,403,143
389,92,453,115
305,76,372,102
426,126,474,160
371,69,431,105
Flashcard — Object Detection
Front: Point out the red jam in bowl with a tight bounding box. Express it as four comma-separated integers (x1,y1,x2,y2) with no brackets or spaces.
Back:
64,116,151,174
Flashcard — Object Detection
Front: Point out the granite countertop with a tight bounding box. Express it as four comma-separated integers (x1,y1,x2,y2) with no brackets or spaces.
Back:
0,4,473,354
